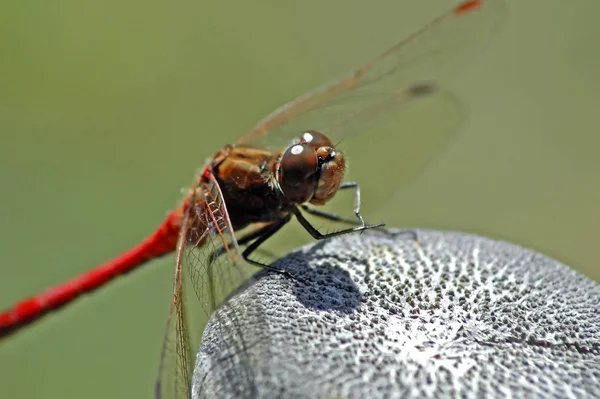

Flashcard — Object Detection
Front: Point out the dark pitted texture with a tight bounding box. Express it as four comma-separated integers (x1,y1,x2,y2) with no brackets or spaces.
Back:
193,229,600,399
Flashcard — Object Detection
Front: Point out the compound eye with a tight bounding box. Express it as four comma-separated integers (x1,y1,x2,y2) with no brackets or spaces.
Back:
299,130,333,148
279,144,318,189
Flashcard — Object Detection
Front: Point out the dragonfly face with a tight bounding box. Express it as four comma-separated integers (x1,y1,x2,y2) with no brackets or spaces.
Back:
276,130,346,206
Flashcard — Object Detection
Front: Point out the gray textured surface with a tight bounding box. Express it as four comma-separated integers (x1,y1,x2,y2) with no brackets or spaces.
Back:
193,229,600,398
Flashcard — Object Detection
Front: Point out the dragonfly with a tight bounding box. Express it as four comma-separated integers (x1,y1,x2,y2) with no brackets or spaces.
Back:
0,0,507,397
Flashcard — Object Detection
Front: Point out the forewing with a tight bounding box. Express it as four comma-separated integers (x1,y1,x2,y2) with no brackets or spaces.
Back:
156,175,250,399
236,0,507,150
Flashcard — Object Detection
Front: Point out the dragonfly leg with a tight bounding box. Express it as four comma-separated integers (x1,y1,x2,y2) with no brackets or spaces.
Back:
338,181,366,226
207,224,273,265
336,182,420,245
240,216,297,277
299,204,362,226
293,206,384,240
206,218,302,283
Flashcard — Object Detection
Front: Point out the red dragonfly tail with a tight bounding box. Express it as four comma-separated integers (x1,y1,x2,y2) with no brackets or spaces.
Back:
0,209,183,338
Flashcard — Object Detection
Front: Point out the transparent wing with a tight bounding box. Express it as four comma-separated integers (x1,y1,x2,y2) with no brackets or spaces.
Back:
192,277,263,398
156,174,250,399
236,0,507,150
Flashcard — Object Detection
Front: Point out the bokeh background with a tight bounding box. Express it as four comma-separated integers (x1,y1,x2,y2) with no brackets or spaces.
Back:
1,0,598,398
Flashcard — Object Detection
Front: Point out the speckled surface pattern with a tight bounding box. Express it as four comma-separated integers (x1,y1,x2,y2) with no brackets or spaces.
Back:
193,229,600,399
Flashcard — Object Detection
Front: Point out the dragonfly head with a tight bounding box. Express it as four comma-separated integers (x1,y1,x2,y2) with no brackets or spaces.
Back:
277,131,346,205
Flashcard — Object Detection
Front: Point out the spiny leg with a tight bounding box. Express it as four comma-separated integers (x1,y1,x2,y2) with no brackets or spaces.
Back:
300,181,375,226
300,205,362,226
330,181,419,244
207,223,274,265
293,206,384,240
240,215,291,271
207,217,299,281
338,181,366,227
239,216,310,284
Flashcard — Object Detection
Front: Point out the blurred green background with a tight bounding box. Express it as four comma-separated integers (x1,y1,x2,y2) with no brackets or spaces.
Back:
1,0,598,398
